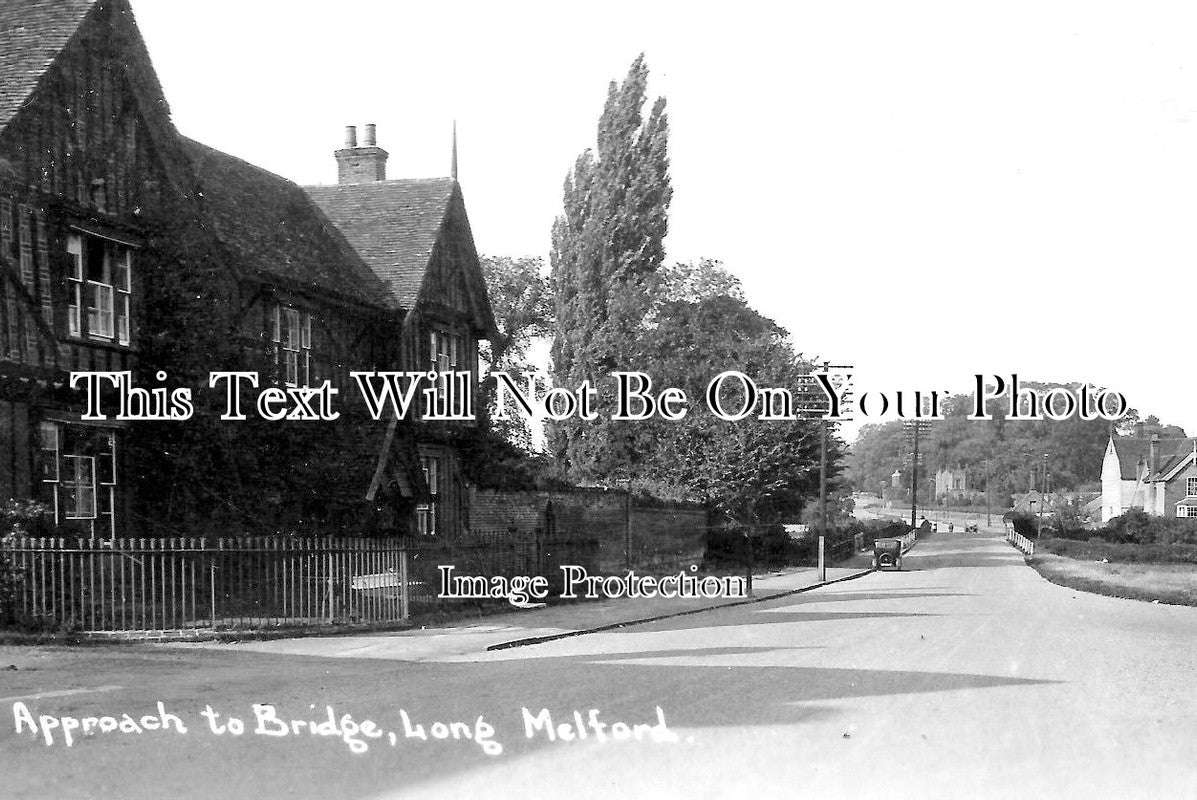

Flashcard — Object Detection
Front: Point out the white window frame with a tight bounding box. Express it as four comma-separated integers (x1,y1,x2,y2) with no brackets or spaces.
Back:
1178,505,1197,519
39,422,59,483
69,233,132,344
429,329,466,415
114,249,130,345
282,307,300,386
415,455,441,535
67,235,83,336
274,304,313,387
62,455,97,520
88,282,114,339
1186,477,1197,498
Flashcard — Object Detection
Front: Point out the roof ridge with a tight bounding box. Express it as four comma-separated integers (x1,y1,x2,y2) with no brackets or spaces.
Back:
303,176,455,190
181,135,301,187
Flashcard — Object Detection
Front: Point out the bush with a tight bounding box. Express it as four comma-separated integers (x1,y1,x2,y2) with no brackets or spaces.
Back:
704,525,794,569
1077,511,1197,546
0,500,53,626
1040,537,1197,564
1105,509,1154,544
1008,511,1041,539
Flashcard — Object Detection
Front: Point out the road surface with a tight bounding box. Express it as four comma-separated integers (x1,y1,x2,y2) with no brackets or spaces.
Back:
2,530,1194,799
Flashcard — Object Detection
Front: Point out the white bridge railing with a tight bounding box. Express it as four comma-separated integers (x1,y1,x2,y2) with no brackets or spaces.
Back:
1006,530,1035,556
900,531,917,552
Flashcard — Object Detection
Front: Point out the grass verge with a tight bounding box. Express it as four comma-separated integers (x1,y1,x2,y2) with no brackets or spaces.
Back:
1028,553,1197,606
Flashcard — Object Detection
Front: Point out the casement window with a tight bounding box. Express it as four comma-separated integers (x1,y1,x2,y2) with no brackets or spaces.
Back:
429,329,466,415
415,454,440,535
430,330,459,373
1187,477,1197,498
39,421,117,535
62,456,97,519
66,232,131,344
1178,505,1197,518
271,304,314,386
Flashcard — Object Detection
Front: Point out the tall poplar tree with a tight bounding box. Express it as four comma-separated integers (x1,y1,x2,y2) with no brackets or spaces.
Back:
549,54,671,478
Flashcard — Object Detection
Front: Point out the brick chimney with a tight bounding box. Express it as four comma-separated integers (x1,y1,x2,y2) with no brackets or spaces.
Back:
1150,433,1160,478
335,124,389,184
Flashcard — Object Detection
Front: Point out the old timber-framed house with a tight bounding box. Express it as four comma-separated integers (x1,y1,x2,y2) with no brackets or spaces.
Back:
0,0,494,539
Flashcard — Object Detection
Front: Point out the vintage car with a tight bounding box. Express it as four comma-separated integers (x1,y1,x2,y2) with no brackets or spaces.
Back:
872,538,903,571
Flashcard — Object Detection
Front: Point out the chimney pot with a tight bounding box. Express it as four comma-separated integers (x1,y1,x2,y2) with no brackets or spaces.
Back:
334,125,389,184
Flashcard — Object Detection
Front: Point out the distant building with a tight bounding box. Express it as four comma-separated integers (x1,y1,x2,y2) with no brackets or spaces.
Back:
1100,434,1197,522
1011,491,1067,515
934,468,968,499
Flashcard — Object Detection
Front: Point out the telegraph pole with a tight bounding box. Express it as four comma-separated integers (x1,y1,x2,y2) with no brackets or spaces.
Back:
911,426,920,530
819,417,828,532
985,456,992,528
903,419,932,530
1038,453,1048,538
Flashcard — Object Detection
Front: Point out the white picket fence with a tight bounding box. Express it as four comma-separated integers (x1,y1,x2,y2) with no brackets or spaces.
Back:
1006,530,1035,556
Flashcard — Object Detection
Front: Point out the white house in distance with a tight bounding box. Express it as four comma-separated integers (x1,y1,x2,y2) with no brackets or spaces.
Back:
934,468,968,499
1100,434,1197,522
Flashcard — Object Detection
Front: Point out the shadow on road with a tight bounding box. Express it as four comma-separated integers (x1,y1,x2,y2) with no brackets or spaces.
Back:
779,592,975,605
2,587,1059,800
629,609,940,633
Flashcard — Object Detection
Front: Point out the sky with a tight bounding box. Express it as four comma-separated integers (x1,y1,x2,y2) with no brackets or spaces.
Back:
130,0,1197,439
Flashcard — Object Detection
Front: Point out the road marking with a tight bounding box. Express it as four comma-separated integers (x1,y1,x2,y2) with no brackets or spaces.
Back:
0,685,124,703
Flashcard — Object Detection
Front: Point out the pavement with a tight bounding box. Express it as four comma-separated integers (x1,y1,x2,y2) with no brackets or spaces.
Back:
168,559,875,662
2,529,1194,800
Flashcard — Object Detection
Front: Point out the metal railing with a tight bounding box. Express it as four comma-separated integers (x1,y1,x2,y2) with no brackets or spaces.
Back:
1,529,608,635
2,536,411,633
1006,530,1035,556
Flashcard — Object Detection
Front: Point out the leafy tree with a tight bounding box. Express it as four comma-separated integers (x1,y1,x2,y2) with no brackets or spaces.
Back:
549,54,671,478
846,423,907,495
479,255,555,452
630,281,835,524
479,255,553,371
656,258,745,305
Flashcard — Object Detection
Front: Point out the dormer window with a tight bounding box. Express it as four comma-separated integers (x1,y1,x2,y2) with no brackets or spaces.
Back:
67,232,131,344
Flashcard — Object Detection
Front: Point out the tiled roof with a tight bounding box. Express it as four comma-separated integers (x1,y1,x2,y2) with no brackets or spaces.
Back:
182,138,392,308
0,0,98,130
303,179,457,307
1111,438,1149,480
1154,440,1197,481
1112,436,1197,481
